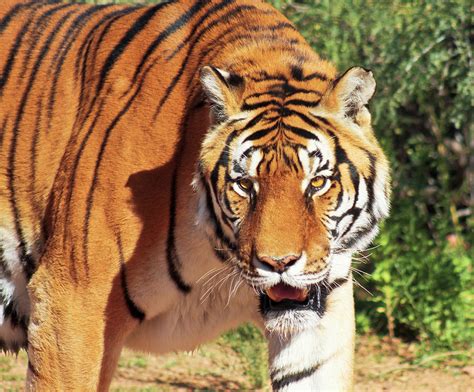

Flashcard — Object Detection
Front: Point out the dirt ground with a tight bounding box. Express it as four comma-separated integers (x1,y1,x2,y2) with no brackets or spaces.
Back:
1,335,472,391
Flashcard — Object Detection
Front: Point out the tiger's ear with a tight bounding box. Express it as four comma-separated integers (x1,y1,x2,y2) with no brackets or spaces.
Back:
318,67,376,125
200,66,245,122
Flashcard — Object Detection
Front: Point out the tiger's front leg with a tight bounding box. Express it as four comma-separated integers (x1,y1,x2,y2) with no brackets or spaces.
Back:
26,246,138,391
267,280,355,392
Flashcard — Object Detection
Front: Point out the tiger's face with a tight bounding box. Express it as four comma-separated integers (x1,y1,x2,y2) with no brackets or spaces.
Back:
197,64,390,333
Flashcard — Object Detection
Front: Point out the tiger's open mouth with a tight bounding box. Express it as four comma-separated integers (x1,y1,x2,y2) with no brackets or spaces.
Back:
266,283,309,304
260,282,327,313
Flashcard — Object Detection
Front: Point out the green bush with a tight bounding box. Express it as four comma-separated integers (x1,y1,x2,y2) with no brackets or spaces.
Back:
271,0,473,350
221,324,268,388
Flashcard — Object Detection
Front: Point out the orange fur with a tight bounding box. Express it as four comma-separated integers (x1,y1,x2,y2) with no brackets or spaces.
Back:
0,1,390,390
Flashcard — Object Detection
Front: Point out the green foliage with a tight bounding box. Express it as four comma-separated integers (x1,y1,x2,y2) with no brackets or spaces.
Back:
221,324,268,388
271,0,473,350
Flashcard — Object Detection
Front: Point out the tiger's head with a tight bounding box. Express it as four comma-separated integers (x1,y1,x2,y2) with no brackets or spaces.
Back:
195,63,390,333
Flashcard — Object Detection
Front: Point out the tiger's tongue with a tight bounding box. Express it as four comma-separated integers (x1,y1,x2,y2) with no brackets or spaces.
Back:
266,283,308,303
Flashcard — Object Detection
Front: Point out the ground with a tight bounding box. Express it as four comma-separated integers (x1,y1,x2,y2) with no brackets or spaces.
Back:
1,334,472,391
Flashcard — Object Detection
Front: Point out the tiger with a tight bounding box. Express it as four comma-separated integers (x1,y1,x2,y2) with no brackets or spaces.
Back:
0,0,391,390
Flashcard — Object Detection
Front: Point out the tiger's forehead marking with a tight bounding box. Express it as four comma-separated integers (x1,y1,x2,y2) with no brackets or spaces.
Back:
229,131,335,182
241,80,325,115
224,68,337,182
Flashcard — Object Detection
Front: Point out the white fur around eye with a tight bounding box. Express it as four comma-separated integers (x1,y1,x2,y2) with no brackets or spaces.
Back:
232,181,251,197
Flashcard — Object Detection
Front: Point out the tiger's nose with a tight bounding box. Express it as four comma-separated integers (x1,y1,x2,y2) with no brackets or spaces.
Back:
257,254,300,273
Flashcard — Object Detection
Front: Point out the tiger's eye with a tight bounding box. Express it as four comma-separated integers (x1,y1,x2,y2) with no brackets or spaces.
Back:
310,176,326,189
237,178,253,192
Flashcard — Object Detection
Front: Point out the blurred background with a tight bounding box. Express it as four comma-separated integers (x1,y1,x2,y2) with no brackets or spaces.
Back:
2,0,472,390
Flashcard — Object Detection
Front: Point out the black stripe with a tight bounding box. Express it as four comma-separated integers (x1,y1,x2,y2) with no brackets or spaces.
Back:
0,0,50,36
0,3,72,96
166,162,192,293
271,364,321,390
82,85,139,270
64,94,108,263
201,173,237,256
95,4,166,102
309,113,334,128
329,276,350,289
281,122,318,140
77,2,201,254
153,3,262,120
76,3,169,133
45,4,117,130
7,8,78,280
0,116,7,148
64,8,139,237
241,111,268,131
290,65,304,81
71,9,138,181
284,98,321,107
19,1,79,217
115,231,146,321
131,0,204,85
291,111,321,131
339,207,362,239
77,21,97,108
330,130,361,238
0,15,35,94
204,177,237,250
190,21,295,90
213,184,237,235
242,123,279,143
245,88,321,105
303,70,329,81
257,152,274,175
209,111,267,191
339,224,377,250
74,7,139,81
241,99,281,111
283,150,301,173
365,152,377,215
244,90,286,101
166,171,192,293
206,34,299,65
29,96,45,223
222,190,238,220
18,3,77,81
245,72,288,83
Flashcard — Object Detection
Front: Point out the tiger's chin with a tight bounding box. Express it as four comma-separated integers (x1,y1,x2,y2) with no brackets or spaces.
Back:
259,282,330,336
263,309,321,337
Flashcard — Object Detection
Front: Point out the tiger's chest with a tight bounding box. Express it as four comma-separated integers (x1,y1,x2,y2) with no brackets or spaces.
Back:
124,266,260,354
121,220,261,353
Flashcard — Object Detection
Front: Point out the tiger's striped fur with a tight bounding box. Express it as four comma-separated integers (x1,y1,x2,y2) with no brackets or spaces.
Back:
0,0,390,390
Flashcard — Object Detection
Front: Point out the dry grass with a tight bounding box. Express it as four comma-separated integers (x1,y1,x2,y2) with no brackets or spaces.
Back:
1,333,472,391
